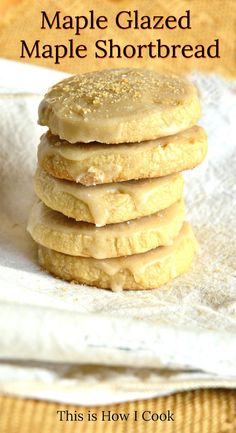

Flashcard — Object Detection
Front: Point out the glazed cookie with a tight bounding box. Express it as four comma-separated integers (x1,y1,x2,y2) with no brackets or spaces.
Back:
38,222,198,291
35,167,184,226
38,126,207,186
27,199,185,259
38,69,201,144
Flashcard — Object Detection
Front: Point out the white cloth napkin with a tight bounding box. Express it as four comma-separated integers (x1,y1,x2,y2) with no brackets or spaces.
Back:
0,59,236,405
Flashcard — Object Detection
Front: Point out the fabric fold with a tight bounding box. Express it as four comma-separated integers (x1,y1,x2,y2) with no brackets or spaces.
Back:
0,59,236,404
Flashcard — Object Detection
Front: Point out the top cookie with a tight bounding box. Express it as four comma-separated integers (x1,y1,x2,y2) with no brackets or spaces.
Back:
38,68,201,144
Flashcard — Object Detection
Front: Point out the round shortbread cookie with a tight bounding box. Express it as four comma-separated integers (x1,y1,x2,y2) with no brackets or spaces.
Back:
38,68,201,144
38,126,207,186
27,199,185,259
38,222,198,291
34,167,184,226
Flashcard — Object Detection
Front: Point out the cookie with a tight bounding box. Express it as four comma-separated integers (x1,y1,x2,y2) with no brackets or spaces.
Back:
38,69,201,144
27,199,185,259
38,222,197,291
38,126,207,186
34,167,184,226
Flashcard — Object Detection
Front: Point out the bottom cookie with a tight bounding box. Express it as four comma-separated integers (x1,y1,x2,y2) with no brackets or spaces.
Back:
38,222,198,291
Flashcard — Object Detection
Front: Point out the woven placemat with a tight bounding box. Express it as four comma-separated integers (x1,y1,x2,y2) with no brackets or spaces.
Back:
1,389,236,433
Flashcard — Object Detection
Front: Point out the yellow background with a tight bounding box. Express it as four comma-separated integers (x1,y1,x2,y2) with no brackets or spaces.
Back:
0,0,235,77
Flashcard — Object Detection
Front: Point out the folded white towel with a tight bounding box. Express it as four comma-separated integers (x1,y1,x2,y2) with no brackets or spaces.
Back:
0,59,236,404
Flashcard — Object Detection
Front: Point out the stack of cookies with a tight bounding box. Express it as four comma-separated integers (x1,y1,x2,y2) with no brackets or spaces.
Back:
27,69,207,291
